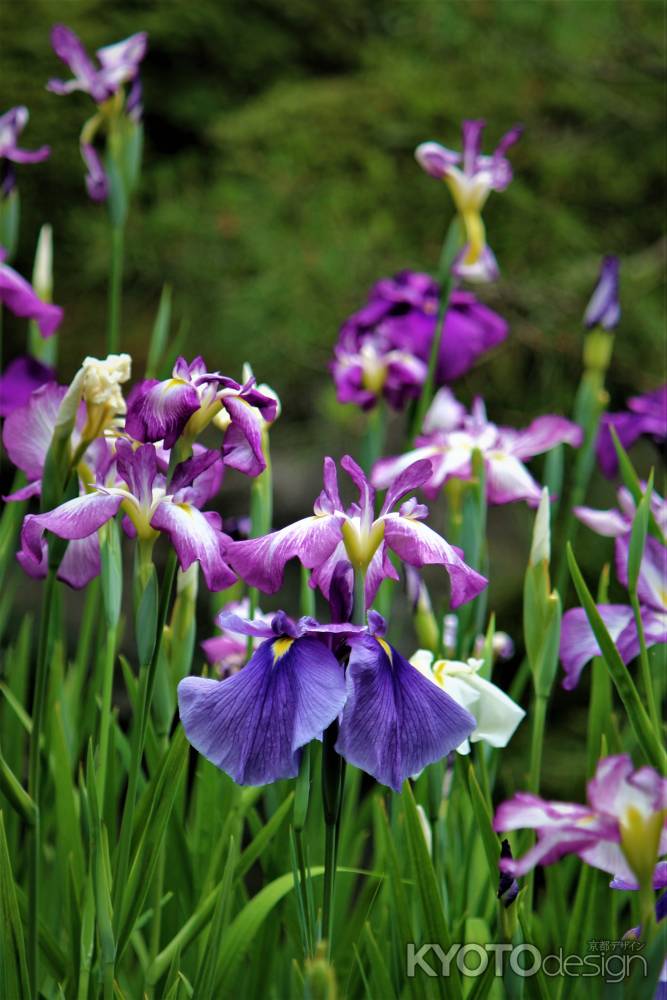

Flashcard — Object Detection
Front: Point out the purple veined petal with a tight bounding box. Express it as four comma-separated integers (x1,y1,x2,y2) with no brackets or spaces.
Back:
595,411,647,479
573,504,630,538
95,32,148,89
493,792,594,832
587,754,667,820
616,534,667,611
221,394,266,477
484,453,543,505
335,634,476,792
21,491,122,562
0,257,64,337
364,543,401,607
461,119,485,175
215,611,276,640
414,141,460,180
178,635,347,785
611,861,667,892
642,607,667,651
81,142,108,202
328,559,354,624
371,446,441,493
115,440,158,509
341,454,376,521
169,447,222,502
3,479,42,502
314,456,343,515
150,500,235,592
583,256,620,331
2,382,68,479
559,605,635,690
48,24,99,95
379,459,433,516
125,377,200,448
496,826,602,878
57,532,101,589
507,415,583,460
382,513,487,608
225,514,343,593
0,355,55,418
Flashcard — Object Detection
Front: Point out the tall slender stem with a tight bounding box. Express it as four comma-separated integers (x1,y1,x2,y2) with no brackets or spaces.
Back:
97,624,117,806
28,567,57,995
107,222,125,354
525,691,548,915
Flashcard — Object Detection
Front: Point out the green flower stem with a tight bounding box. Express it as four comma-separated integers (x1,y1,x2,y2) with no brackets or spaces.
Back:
525,690,549,916
361,401,386,474
107,221,125,354
27,566,57,996
96,623,117,806
247,429,273,654
113,550,177,923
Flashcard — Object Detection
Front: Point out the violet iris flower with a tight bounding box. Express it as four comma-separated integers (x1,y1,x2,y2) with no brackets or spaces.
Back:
331,271,507,411
0,247,63,337
18,440,235,591
372,390,582,505
0,356,55,418
494,755,667,890
201,597,273,677
0,106,50,197
416,120,522,280
126,357,278,476
597,385,667,478
178,609,476,791
225,454,487,609
583,255,620,331
47,25,147,104
559,487,667,689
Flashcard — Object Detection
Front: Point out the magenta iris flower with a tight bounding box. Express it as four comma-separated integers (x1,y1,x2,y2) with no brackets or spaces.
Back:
416,120,522,281
126,357,278,475
583,255,620,331
373,391,582,505
0,356,55,418
596,384,667,478
560,486,667,689
331,271,507,411
494,755,667,889
18,440,235,592
0,106,50,197
0,248,63,337
47,25,147,104
178,609,476,790
225,454,487,609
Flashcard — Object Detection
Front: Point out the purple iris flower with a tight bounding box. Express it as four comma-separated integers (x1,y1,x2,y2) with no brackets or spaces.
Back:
415,120,522,279
560,487,667,689
373,391,582,505
331,271,508,411
596,384,667,478
201,597,273,677
0,248,63,337
225,454,487,609
47,25,147,104
178,609,475,791
18,440,235,591
125,357,278,475
583,255,620,331
0,356,55,418
494,755,667,889
81,143,109,202
0,106,50,197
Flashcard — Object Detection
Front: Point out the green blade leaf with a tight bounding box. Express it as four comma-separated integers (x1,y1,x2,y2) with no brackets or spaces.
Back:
0,811,30,1000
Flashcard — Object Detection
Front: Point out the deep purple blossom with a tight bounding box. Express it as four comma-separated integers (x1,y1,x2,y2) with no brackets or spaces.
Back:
584,256,620,331
47,25,147,104
179,609,475,791
0,356,55,418
494,755,667,889
373,391,582,505
0,248,63,337
225,454,487,609
331,271,508,411
560,488,666,689
126,357,278,475
18,440,235,591
416,120,522,279
0,106,50,196
597,385,667,478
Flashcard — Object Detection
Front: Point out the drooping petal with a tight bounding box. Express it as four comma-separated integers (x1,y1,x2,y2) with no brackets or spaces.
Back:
221,394,266,476
0,258,64,337
21,491,121,562
508,415,583,460
150,500,235,592
81,143,108,202
615,534,667,612
574,504,630,538
48,24,100,96
178,636,347,785
169,448,223,505
414,141,460,180
225,514,343,593
2,382,69,480
57,533,101,589
335,635,475,792
560,605,635,689
125,377,201,448
382,512,487,608
0,355,55,418
484,453,543,505
437,294,508,382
